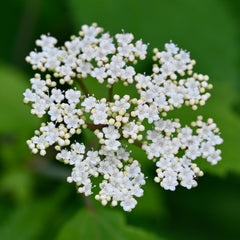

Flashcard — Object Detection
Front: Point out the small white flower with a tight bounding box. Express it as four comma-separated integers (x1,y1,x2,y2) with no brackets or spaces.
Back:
165,42,179,54
36,34,57,50
92,111,108,125
23,89,37,103
207,149,222,165
65,38,81,54
50,89,64,103
176,50,190,63
81,96,96,111
65,89,81,104
105,139,121,151
29,51,44,66
103,125,119,139
64,115,79,129
115,33,134,44
134,40,148,59
48,105,62,121
31,78,47,94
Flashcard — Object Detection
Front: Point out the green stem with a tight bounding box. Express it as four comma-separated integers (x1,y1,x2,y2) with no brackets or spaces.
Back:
76,77,90,96
108,85,113,102
86,123,107,130
134,140,143,148
82,195,95,212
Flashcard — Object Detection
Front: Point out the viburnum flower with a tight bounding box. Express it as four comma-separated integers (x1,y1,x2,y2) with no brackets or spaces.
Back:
24,23,223,212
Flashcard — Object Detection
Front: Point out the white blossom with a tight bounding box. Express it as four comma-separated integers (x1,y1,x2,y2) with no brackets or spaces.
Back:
24,23,222,212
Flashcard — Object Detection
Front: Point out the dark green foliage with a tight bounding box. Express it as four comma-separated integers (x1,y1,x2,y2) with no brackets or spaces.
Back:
0,0,240,239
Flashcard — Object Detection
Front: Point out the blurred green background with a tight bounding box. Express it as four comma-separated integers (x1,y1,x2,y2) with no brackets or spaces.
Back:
1,0,240,239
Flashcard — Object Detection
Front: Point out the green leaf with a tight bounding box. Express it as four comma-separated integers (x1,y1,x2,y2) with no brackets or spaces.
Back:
57,208,164,240
0,64,41,166
0,168,33,203
0,186,68,240
163,174,240,240
0,64,42,203
0,64,40,134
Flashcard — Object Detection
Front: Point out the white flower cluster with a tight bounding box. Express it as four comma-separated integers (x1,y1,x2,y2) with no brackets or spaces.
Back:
143,116,222,190
24,23,222,211
26,24,147,86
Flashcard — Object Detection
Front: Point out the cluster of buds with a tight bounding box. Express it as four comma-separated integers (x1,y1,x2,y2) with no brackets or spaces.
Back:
24,23,222,211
